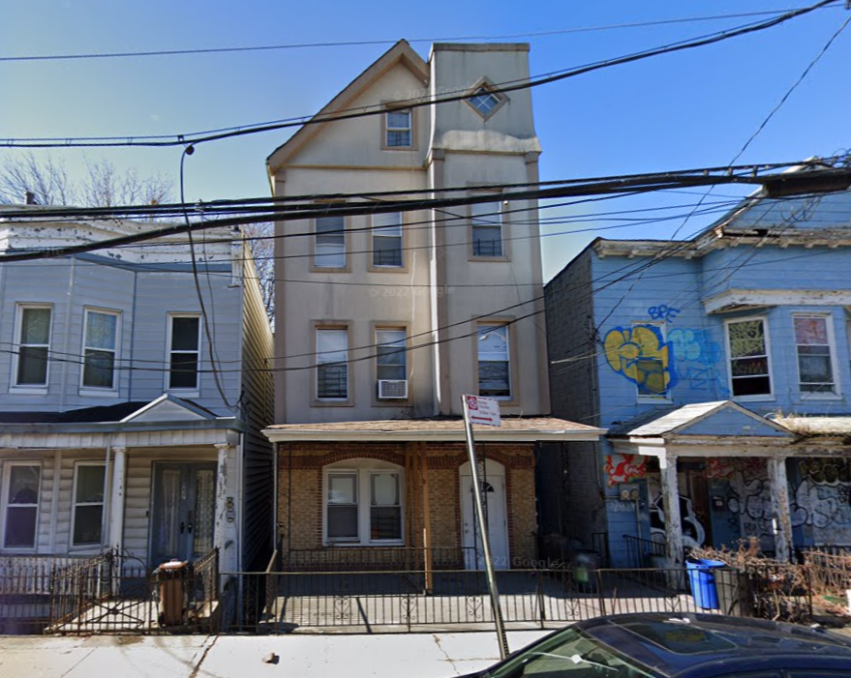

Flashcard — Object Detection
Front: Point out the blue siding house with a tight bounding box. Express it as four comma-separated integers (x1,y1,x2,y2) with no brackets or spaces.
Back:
0,213,274,580
546,180,851,567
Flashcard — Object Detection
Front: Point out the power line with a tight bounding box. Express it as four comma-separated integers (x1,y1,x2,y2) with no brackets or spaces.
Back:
2,8,835,64
1,1,837,149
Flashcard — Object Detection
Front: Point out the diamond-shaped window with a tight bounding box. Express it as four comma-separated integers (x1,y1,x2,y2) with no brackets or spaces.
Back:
466,84,505,119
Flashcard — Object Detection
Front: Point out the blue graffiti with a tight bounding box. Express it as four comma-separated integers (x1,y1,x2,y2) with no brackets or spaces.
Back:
668,328,730,398
647,304,680,322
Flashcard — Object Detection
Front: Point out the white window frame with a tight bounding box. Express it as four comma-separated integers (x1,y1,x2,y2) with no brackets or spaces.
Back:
322,460,404,546
476,322,512,400
11,304,53,393
313,215,347,270
1,461,41,552
375,328,407,383
793,313,841,399
371,213,404,268
165,313,202,395
70,462,106,548
724,316,775,401
471,200,504,259
316,327,349,402
632,321,672,404
80,308,121,394
384,109,413,149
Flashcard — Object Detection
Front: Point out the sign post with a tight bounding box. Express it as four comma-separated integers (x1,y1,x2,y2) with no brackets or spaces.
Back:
461,394,509,660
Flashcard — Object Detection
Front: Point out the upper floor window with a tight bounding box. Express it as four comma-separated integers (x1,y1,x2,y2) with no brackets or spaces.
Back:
314,215,346,269
2,463,40,549
72,463,105,546
794,314,837,395
477,323,511,398
168,315,200,390
82,309,119,390
15,305,52,387
384,109,412,148
316,328,349,400
726,318,772,398
631,322,670,400
372,213,403,268
471,201,504,258
465,80,507,120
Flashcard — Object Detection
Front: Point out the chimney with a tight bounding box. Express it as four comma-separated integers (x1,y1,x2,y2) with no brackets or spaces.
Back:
25,191,38,205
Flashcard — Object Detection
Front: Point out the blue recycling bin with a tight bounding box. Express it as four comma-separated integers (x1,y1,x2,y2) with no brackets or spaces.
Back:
686,558,725,610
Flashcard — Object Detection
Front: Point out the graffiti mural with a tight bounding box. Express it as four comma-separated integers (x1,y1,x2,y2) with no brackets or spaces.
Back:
646,473,706,549
726,459,773,545
604,325,676,396
668,328,730,398
791,459,851,545
605,454,646,487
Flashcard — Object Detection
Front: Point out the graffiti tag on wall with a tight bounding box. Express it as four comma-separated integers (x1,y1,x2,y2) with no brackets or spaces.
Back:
604,325,676,396
791,460,851,544
605,454,646,487
668,328,730,398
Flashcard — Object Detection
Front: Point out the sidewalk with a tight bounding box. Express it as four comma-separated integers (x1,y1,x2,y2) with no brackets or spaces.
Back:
0,630,551,678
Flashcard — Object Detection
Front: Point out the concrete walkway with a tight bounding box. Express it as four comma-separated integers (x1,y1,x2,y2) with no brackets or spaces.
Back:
0,630,551,678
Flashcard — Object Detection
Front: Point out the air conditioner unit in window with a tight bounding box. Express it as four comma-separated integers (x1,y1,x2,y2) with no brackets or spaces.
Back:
378,379,408,399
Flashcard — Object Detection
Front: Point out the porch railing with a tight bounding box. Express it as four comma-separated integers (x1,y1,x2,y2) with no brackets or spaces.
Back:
623,534,666,569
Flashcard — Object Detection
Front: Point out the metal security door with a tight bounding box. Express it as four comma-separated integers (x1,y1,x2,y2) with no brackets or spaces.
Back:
151,463,216,566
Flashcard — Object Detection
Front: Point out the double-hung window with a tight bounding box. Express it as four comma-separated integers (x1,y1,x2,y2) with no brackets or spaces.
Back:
316,328,349,400
477,323,511,398
726,318,772,397
314,215,346,269
83,310,119,390
372,213,403,267
72,464,105,546
471,201,504,258
3,464,40,549
794,314,837,395
385,109,412,148
325,465,402,545
16,306,52,387
168,315,201,390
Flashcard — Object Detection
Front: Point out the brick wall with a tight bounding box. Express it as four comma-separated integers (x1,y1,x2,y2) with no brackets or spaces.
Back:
275,441,537,566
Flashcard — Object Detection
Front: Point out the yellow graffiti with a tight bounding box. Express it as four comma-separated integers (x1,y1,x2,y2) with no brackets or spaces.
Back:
604,325,673,395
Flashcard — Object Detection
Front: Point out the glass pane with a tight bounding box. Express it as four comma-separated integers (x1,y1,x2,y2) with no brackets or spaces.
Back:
328,474,357,504
799,355,833,383
371,473,399,506
731,356,769,377
73,505,103,545
9,466,39,504
328,505,358,539
470,89,499,116
732,375,771,397
373,236,402,266
157,469,181,556
193,469,215,555
317,330,348,363
728,320,765,358
316,214,345,266
171,317,199,351
83,349,115,388
17,346,48,385
75,465,105,503
373,212,402,233
386,130,412,147
318,364,347,398
478,325,508,359
370,506,401,540
21,308,51,344
386,110,410,129
636,358,667,396
4,506,37,548
479,361,510,396
794,316,828,345
471,201,502,226
86,312,117,350
170,353,198,389
473,226,503,257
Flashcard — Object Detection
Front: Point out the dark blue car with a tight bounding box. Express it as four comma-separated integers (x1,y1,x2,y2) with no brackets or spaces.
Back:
460,613,851,677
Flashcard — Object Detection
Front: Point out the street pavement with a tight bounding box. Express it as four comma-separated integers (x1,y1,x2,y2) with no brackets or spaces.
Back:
0,629,551,678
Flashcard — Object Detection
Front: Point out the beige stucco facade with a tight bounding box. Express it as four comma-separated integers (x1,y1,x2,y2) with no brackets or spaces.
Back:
269,41,549,423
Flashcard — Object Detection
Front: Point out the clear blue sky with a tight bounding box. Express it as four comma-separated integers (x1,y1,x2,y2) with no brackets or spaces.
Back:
2,0,850,280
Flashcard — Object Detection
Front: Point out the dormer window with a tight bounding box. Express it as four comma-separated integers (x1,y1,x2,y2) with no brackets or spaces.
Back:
384,109,412,148
465,80,506,120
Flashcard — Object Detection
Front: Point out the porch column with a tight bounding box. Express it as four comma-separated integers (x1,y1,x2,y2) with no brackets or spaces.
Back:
214,444,232,558
109,447,127,553
767,457,793,562
659,452,684,566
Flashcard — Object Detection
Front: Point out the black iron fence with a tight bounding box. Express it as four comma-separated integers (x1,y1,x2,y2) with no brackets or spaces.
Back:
623,535,667,569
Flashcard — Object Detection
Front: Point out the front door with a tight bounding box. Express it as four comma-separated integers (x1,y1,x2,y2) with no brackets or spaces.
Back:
460,462,509,570
151,463,216,566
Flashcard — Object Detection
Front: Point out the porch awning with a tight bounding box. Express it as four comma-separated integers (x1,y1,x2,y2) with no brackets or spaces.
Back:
263,416,604,443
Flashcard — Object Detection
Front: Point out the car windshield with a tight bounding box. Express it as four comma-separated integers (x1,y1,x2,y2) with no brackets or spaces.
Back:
484,627,660,678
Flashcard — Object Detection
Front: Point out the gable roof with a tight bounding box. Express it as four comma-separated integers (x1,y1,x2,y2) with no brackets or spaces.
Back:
266,40,429,175
608,400,792,439
120,394,219,423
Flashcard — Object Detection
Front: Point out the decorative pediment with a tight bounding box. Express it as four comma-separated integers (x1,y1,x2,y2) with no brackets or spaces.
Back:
120,394,217,424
